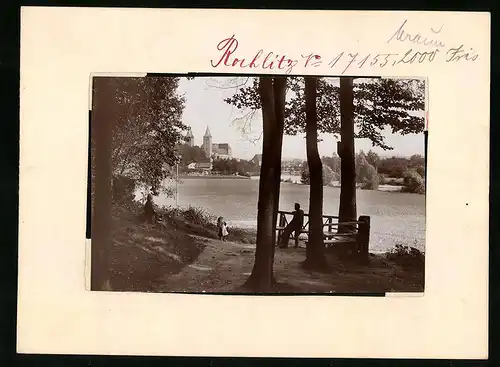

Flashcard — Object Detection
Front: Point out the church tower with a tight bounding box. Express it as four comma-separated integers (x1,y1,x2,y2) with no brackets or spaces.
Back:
202,126,212,158
186,127,194,147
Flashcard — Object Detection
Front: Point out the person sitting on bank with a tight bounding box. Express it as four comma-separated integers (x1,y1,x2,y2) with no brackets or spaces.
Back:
279,202,304,249
144,194,156,224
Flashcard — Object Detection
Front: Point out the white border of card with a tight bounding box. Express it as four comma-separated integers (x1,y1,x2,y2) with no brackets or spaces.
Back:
18,8,489,358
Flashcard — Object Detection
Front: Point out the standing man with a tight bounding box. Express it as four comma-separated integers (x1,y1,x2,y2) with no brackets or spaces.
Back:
279,203,305,249
144,194,156,224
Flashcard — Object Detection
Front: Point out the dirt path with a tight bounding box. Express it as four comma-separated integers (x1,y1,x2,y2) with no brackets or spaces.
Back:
156,236,424,294
157,237,347,293
156,237,255,292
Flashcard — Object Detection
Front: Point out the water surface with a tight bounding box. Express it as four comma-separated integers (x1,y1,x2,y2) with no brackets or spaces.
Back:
146,178,425,253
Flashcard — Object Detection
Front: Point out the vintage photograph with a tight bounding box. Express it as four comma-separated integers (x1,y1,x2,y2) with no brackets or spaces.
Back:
89,75,426,294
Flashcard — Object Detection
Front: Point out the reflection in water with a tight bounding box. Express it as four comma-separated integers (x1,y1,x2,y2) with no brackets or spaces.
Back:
139,178,425,253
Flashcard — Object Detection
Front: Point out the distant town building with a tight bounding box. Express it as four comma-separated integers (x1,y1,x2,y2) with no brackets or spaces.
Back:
202,126,212,158
186,161,213,171
185,125,232,161
196,162,213,171
186,127,194,147
212,143,232,159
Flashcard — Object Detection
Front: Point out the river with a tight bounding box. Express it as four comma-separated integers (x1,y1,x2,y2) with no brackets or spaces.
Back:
144,177,425,253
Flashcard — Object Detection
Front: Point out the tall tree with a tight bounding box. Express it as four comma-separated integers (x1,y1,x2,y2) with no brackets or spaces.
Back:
105,77,187,194
225,77,339,270
303,77,328,270
243,77,284,291
90,76,187,289
91,77,115,291
270,77,287,281
338,77,357,231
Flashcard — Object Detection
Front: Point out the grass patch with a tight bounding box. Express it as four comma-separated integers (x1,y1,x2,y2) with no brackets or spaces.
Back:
158,205,256,244
107,203,207,292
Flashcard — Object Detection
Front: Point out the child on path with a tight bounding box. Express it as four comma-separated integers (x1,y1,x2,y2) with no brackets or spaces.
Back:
221,221,229,241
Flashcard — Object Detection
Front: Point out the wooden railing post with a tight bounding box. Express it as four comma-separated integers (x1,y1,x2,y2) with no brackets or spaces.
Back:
328,216,333,233
357,215,370,264
277,212,285,244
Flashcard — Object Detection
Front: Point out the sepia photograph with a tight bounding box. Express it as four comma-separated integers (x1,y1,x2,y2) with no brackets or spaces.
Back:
17,8,489,357
89,74,427,294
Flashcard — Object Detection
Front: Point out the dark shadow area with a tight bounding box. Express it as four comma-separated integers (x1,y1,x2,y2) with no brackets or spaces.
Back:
106,202,208,292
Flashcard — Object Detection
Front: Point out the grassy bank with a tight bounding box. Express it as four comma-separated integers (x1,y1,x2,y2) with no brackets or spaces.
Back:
107,203,207,292
158,205,256,244
106,201,256,291
106,201,424,293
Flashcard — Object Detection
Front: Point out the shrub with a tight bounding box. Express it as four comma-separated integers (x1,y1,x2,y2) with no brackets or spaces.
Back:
161,205,217,227
415,165,425,177
401,169,425,194
356,153,379,190
300,163,339,186
112,175,136,203
385,244,425,269
183,206,217,226
300,167,310,184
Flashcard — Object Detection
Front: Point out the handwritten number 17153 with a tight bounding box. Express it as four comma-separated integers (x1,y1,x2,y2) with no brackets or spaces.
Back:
329,52,400,74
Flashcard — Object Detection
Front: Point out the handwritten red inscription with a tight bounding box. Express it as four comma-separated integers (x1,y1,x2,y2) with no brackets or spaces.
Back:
210,34,299,74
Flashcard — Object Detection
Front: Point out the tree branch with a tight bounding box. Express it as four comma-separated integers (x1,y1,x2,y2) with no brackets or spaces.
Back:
205,77,251,90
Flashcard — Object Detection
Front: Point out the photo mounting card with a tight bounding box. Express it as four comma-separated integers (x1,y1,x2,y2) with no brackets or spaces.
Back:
18,7,489,359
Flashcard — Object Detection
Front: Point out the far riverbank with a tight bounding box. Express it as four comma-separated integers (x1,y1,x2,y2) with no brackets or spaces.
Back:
179,174,252,180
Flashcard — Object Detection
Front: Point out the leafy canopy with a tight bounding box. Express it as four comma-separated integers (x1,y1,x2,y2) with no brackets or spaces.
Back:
224,77,425,151
92,76,187,193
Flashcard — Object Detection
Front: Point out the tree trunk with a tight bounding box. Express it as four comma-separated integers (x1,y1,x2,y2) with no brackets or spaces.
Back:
303,76,328,271
91,77,115,291
243,77,280,291
338,77,357,233
270,76,286,285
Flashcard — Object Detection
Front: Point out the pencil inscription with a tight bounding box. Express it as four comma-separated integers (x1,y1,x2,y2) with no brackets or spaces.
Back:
386,19,446,48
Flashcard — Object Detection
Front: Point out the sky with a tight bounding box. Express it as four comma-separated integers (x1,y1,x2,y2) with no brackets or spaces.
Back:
178,77,425,161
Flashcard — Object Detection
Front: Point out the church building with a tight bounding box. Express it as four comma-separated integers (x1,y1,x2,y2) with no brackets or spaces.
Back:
185,125,232,160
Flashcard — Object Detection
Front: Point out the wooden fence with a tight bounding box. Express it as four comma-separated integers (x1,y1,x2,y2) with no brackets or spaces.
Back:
276,210,370,262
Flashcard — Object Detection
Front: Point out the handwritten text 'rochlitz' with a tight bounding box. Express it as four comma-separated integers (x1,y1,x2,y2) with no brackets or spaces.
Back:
209,28,478,75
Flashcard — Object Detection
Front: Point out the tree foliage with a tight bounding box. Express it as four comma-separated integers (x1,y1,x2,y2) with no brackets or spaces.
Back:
355,152,379,190
401,169,426,194
92,76,187,194
366,150,380,169
378,154,425,178
321,154,341,175
224,77,425,150
300,162,339,186
353,79,425,149
225,77,340,136
211,158,259,176
178,144,208,166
